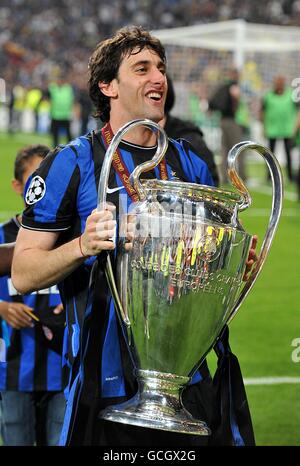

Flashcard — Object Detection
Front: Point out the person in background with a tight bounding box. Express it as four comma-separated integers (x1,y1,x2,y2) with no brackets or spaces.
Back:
48,77,74,147
36,90,51,134
0,144,66,446
25,86,42,133
77,85,94,135
209,68,246,184
261,75,298,182
235,98,251,141
8,84,26,134
162,75,219,186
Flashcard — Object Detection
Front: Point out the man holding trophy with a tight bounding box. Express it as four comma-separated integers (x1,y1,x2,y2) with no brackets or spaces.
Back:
11,26,281,446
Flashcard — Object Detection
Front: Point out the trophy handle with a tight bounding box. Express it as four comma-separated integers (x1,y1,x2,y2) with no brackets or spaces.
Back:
97,119,169,328
225,141,283,325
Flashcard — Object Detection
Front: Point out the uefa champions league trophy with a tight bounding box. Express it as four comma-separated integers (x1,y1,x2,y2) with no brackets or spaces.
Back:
98,119,283,435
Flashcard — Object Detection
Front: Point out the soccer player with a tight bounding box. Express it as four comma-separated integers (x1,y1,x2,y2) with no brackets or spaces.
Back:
12,27,256,446
0,145,66,446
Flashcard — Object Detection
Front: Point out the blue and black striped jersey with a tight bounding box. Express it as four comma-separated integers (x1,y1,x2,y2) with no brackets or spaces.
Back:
21,132,214,398
0,216,64,391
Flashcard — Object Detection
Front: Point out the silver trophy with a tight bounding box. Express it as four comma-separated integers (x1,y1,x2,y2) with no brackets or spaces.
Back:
98,119,283,435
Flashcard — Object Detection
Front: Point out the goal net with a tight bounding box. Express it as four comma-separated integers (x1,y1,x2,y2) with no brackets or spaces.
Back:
154,20,300,157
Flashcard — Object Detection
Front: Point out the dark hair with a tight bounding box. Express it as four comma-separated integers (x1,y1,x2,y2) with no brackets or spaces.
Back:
14,144,50,182
88,26,166,122
165,74,175,114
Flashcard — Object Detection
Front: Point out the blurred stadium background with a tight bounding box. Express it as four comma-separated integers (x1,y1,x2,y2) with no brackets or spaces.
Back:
0,0,300,446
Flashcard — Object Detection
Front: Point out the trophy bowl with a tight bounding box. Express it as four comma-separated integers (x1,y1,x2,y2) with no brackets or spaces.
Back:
98,119,283,435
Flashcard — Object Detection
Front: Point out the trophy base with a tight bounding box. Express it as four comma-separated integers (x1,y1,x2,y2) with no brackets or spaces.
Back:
99,370,211,436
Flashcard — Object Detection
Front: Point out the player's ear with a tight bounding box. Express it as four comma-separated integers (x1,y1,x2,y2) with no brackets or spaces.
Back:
11,179,23,196
99,79,118,98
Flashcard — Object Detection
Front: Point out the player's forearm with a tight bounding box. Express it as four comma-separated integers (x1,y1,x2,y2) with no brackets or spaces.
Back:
12,237,85,294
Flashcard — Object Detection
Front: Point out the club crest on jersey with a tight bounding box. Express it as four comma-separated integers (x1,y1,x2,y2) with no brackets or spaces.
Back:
25,175,46,205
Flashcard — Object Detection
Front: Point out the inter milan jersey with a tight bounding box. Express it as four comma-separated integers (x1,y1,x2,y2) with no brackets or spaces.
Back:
0,216,64,391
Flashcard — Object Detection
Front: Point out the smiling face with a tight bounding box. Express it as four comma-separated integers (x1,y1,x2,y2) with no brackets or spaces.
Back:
100,47,167,130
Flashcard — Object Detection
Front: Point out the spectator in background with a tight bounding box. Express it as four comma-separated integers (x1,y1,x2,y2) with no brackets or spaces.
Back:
209,68,246,184
261,75,298,181
77,85,94,135
25,86,42,133
162,75,219,186
36,90,51,134
235,98,251,141
8,84,26,134
48,77,74,147
0,145,66,446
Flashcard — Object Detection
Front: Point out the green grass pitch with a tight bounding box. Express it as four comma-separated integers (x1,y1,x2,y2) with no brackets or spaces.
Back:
0,131,299,445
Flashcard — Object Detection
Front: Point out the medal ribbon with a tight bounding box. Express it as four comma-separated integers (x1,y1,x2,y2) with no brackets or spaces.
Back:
101,123,168,202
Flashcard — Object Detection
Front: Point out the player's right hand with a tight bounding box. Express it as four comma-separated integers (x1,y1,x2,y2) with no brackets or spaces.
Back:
0,302,34,329
79,205,116,257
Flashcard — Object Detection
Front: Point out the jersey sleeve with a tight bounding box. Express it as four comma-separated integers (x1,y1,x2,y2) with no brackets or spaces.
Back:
22,145,80,232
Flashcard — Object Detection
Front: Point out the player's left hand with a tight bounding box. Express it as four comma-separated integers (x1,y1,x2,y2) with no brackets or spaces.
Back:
243,235,258,281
